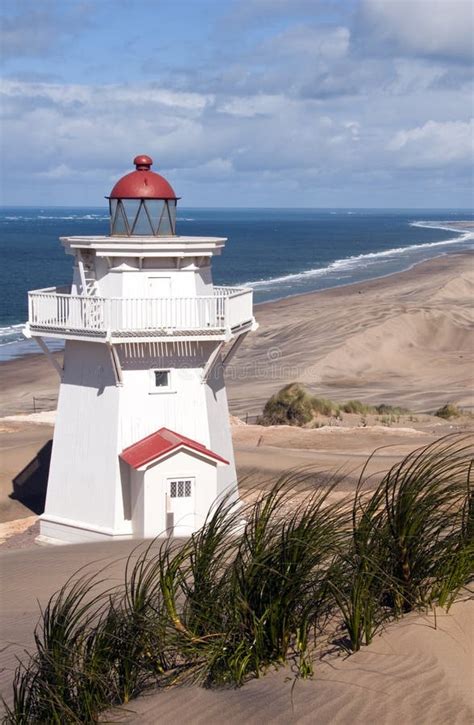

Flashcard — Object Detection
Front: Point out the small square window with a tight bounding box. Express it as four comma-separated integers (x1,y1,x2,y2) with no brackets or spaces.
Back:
154,370,169,387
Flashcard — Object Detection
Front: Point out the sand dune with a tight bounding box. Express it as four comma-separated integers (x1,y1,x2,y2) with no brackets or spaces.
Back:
0,536,472,723
117,600,474,723
227,253,474,417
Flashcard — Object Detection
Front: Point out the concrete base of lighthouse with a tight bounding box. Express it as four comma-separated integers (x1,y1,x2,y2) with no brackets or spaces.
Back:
37,517,133,546
38,338,240,545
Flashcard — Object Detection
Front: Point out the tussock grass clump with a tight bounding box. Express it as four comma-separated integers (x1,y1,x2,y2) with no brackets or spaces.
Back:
376,435,473,612
311,397,338,417
326,435,474,651
3,435,473,723
258,385,416,427
257,383,316,426
341,400,376,415
257,383,339,426
435,403,463,419
156,479,347,687
375,404,409,415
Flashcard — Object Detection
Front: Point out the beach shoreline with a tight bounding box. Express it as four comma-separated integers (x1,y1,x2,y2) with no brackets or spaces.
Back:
1,217,472,361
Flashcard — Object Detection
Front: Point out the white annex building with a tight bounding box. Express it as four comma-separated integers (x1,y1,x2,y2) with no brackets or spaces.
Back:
24,155,257,544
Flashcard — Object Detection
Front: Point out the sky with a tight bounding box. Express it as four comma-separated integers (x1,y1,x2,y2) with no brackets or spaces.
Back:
0,0,473,208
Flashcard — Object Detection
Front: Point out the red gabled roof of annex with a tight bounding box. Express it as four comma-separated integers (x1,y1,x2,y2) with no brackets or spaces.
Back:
120,427,229,470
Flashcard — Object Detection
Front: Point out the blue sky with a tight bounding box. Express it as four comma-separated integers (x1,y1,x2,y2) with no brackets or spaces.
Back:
1,0,473,207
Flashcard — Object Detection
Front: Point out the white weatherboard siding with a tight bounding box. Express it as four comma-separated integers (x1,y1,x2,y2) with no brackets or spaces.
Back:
118,367,207,450
205,360,239,499
117,341,214,449
40,339,237,543
40,340,131,543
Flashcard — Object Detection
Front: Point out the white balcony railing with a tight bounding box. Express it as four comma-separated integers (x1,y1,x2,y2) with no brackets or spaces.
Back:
27,285,254,340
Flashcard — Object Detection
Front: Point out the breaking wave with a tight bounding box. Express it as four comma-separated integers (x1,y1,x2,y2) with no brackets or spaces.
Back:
246,224,473,291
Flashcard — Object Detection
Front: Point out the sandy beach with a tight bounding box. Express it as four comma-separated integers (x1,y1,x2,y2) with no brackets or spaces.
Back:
0,250,473,719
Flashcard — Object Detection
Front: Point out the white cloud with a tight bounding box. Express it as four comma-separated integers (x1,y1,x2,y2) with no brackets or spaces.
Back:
361,0,473,61
387,119,474,167
0,79,365,180
1,0,473,209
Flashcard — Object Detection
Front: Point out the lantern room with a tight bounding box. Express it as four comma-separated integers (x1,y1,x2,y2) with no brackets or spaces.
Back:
107,155,179,236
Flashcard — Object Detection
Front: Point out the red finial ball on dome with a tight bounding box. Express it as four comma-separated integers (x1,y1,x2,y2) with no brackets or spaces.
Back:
108,155,177,199
133,155,153,170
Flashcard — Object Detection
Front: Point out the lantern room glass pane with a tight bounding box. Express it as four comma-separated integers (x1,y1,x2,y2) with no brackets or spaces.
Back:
167,200,176,234
112,202,128,235
145,200,165,234
110,198,177,236
132,202,154,235
158,203,173,236
122,199,140,229
109,199,117,234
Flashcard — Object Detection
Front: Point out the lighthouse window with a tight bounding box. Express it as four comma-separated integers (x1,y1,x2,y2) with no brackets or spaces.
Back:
170,480,192,498
154,370,170,387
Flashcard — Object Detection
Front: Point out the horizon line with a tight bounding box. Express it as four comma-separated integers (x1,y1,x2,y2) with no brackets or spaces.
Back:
1,204,473,212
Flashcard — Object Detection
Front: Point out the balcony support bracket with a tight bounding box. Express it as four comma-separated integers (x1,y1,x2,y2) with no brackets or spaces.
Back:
107,343,123,386
34,336,63,378
222,331,249,368
77,257,87,294
201,342,224,383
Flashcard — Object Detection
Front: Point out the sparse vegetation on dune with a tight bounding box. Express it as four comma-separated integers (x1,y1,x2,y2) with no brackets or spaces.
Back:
435,403,465,419
341,400,375,415
257,383,413,427
375,403,409,415
3,435,473,723
257,383,339,426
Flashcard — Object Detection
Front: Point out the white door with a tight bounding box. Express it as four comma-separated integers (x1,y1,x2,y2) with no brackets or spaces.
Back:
166,478,195,537
147,276,171,297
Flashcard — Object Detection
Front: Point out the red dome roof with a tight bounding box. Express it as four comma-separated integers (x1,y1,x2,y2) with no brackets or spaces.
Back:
108,155,177,199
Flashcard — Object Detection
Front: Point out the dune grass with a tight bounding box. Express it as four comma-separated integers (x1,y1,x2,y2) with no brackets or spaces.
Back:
3,435,473,723
330,436,474,652
435,403,463,419
257,383,413,426
341,400,375,415
374,403,409,415
257,383,339,425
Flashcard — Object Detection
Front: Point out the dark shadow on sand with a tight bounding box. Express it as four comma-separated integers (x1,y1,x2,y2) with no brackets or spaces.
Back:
10,440,52,514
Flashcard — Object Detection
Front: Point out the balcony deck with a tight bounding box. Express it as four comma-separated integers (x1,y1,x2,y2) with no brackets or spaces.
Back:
26,285,255,343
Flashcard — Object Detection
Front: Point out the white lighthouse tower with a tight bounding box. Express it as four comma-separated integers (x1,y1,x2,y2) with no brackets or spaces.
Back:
25,155,257,544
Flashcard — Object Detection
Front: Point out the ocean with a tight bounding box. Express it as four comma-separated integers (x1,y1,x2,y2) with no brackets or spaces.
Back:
1,207,472,361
